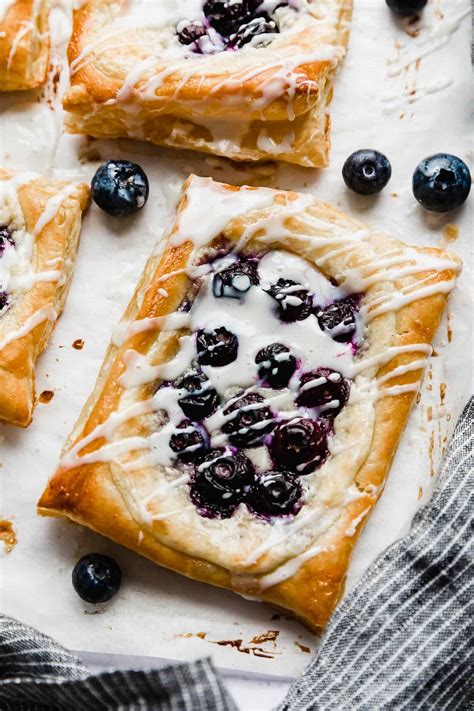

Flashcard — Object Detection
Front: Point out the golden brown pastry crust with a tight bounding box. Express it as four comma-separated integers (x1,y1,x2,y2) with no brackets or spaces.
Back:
63,0,352,167
0,169,90,427
0,0,49,91
38,176,460,631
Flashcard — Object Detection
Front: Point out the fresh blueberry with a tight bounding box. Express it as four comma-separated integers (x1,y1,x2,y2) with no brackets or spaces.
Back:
190,448,255,518
0,291,8,311
230,15,278,47
386,0,427,16
176,368,220,420
176,20,207,45
169,421,207,461
316,297,358,343
0,226,14,256
91,160,149,217
197,327,239,367
248,471,302,518
412,154,471,213
213,259,259,299
222,392,274,447
72,553,121,604
267,279,313,322
270,418,329,475
203,0,260,36
297,368,350,416
342,150,392,195
255,343,297,389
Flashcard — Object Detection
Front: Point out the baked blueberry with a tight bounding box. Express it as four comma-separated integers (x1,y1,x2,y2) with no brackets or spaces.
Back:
230,15,278,47
176,369,220,420
190,448,255,518
197,327,239,367
177,20,207,45
412,154,471,213
91,160,149,217
212,259,259,299
72,553,121,604
222,392,274,447
342,150,392,195
169,421,207,461
271,418,329,474
0,291,8,311
203,0,254,35
267,279,313,322
316,297,358,343
255,343,297,389
297,368,350,416
248,471,302,518
0,226,14,256
386,0,427,16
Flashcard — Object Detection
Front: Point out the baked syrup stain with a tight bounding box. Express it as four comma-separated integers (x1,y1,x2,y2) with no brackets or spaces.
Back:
176,629,284,659
72,339,85,350
443,223,459,243
0,520,17,554
39,390,54,404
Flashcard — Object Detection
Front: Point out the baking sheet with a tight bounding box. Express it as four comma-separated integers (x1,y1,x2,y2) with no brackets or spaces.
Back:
0,0,471,678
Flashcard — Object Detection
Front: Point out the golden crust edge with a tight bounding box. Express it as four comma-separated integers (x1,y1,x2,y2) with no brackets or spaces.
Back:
37,180,461,629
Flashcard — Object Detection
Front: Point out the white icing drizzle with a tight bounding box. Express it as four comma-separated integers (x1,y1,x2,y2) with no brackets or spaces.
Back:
387,8,470,77
32,184,80,238
0,306,57,352
0,0,15,24
0,176,81,303
381,78,453,114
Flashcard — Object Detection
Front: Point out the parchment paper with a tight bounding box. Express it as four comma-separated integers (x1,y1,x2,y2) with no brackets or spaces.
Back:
0,0,471,678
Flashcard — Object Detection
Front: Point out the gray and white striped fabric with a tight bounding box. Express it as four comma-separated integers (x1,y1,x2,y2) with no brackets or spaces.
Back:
0,398,472,710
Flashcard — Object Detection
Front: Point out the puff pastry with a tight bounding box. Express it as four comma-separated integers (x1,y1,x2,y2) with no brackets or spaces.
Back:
63,0,352,167
0,0,50,91
0,169,89,427
38,175,461,630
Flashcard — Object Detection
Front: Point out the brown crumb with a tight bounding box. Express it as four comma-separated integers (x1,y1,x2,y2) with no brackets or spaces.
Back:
418,486,423,501
440,383,447,405
196,632,207,639
72,339,85,350
295,641,312,654
249,630,279,645
447,312,453,343
39,390,54,404
0,520,17,554
443,223,459,242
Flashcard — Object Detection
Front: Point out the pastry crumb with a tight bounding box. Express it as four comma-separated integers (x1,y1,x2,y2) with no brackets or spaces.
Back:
72,339,85,350
249,630,279,645
0,520,17,554
295,641,311,653
443,223,459,242
39,390,54,404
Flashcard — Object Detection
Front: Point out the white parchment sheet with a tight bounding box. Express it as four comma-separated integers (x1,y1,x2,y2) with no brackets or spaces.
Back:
0,0,471,679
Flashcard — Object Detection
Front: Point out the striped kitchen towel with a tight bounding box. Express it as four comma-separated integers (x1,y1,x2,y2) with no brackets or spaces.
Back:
0,398,472,710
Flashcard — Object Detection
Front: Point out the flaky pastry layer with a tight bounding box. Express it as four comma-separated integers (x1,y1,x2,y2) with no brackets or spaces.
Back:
38,176,460,630
0,0,50,91
63,0,352,167
0,169,90,427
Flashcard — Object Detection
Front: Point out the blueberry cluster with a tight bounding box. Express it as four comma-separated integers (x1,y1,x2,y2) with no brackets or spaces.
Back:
177,0,286,52
0,225,14,313
165,258,354,521
342,150,471,212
